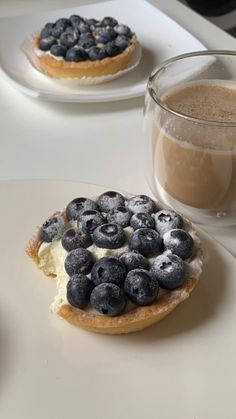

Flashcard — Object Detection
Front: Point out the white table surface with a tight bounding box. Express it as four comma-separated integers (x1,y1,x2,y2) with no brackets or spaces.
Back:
0,0,236,255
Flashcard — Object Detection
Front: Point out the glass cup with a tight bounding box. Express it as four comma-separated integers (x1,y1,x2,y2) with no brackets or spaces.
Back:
143,50,236,226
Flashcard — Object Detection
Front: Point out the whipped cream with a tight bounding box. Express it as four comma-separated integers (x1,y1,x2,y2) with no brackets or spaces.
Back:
35,48,64,60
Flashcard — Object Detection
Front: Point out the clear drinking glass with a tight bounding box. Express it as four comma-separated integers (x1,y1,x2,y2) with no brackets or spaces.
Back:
144,50,236,226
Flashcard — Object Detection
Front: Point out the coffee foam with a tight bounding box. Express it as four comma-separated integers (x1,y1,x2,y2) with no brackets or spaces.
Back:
164,80,236,124
158,80,236,152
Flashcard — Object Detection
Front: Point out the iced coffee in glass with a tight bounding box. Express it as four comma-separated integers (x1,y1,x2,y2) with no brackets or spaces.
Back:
144,51,236,226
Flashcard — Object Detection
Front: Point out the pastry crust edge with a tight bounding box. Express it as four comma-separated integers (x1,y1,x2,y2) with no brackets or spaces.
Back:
30,34,138,78
26,210,202,334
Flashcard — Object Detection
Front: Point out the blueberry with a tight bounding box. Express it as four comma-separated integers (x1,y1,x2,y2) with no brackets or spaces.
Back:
40,22,55,38
65,45,88,63
40,27,53,39
92,223,125,249
88,46,106,61
120,251,149,271
78,210,105,234
125,195,156,214
67,274,94,309
129,228,162,257
114,24,132,37
66,46,88,62
107,206,131,228
154,209,183,236
65,26,77,35
70,15,85,29
101,17,118,27
44,22,55,31
61,228,92,251
95,28,116,43
105,41,121,57
130,212,154,230
64,248,94,276
54,19,70,34
91,256,126,286
51,26,65,38
97,191,125,213
50,44,67,57
60,32,78,48
55,18,70,29
86,18,99,28
163,229,194,260
78,23,91,34
150,254,186,290
115,35,129,50
78,33,95,49
42,215,66,242
124,269,159,305
90,283,126,316
66,197,97,221
39,36,57,51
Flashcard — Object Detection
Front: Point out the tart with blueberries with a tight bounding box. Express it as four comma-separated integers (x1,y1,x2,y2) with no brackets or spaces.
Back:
29,15,138,78
26,191,203,334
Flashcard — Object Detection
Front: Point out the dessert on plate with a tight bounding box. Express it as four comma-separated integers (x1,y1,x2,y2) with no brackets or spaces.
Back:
26,191,203,334
27,15,138,78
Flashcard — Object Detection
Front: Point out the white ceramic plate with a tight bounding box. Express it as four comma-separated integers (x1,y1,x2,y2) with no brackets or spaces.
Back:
0,0,206,102
1,179,236,419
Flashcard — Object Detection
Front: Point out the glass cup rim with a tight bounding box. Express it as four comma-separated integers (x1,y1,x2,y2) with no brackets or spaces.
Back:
148,49,236,127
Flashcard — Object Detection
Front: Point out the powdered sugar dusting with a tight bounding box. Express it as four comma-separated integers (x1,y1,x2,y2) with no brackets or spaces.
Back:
172,288,189,303
184,222,203,279
187,256,203,278
164,230,181,245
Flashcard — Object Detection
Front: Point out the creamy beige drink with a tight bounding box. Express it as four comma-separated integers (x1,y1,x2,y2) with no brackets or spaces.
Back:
153,80,236,211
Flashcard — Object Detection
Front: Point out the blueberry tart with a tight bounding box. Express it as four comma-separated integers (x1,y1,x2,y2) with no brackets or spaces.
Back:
28,15,138,78
26,191,203,334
